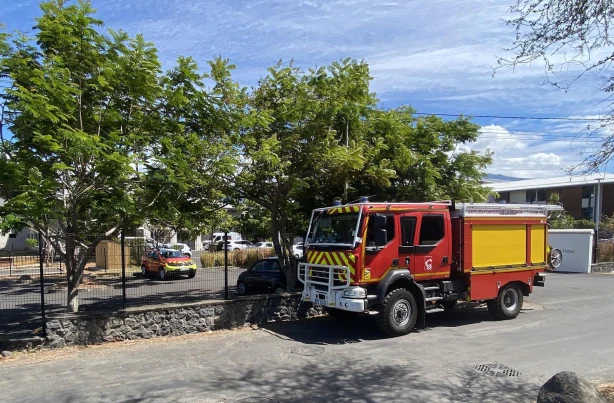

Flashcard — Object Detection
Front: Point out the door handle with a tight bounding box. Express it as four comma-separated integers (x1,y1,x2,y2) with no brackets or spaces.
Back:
392,258,399,267
405,257,410,265
442,256,449,265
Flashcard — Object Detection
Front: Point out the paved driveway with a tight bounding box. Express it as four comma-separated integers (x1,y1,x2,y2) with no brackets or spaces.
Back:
1,273,613,402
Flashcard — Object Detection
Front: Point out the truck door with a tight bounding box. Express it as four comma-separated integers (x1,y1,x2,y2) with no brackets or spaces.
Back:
397,214,419,273
413,213,451,279
363,213,399,282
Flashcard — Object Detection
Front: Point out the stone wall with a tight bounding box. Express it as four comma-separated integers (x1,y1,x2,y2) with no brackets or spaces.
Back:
45,293,322,348
591,262,614,273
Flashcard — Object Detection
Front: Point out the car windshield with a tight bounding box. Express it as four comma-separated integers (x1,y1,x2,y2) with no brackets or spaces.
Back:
160,250,183,258
308,211,359,245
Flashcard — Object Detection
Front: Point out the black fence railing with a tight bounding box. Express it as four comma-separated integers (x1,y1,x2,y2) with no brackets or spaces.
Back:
0,232,277,339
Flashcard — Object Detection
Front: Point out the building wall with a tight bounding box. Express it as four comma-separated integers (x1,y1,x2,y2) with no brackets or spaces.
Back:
559,187,583,220
510,191,525,203
601,184,614,218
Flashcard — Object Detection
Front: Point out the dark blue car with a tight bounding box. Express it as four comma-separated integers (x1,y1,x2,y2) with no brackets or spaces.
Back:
236,257,287,296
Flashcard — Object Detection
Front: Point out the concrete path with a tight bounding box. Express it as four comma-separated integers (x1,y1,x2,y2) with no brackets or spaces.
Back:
1,273,613,403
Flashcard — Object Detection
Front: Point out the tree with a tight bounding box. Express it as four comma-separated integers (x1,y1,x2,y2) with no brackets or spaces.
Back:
232,59,378,287
235,200,272,242
0,1,237,311
498,0,614,170
351,107,492,202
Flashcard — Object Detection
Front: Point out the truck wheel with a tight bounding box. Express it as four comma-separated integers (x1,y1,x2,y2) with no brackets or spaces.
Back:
376,288,418,337
324,307,357,321
487,283,523,320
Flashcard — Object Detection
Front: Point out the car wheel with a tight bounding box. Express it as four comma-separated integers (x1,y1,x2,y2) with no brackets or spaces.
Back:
187,270,196,279
294,254,300,259
274,285,285,294
141,265,147,276
159,267,166,281
237,281,248,296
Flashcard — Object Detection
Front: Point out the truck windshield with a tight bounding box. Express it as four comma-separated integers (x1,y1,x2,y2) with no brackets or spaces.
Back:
307,211,359,246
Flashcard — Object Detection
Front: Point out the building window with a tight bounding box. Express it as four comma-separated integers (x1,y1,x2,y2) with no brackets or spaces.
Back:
497,192,510,203
582,207,594,220
582,186,594,200
419,215,445,246
526,190,536,203
537,189,547,202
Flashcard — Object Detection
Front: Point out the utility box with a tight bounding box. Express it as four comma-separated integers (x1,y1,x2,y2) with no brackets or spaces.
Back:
548,229,594,273
95,240,130,271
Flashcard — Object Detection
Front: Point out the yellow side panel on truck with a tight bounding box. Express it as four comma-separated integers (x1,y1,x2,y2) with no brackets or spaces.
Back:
531,225,547,265
471,225,526,268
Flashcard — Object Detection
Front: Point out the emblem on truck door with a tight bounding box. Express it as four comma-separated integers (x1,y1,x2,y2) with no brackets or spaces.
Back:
424,256,433,270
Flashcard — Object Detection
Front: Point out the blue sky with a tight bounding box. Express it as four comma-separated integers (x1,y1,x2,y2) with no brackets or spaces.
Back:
2,0,611,178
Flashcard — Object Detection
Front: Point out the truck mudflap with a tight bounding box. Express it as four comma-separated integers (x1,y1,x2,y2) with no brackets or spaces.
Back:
533,272,546,287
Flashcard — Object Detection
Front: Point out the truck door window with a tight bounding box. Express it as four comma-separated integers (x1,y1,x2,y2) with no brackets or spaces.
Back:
401,217,417,246
419,215,444,246
366,214,395,246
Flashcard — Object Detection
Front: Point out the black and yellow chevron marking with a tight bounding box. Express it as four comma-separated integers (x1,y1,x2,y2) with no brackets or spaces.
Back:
306,250,356,282
326,205,360,215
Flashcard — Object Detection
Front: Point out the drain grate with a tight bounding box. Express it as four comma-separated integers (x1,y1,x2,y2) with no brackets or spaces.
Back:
473,363,521,377
233,398,279,403
290,346,324,356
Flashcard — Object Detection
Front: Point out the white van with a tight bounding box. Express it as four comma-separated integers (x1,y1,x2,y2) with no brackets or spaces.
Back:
203,232,242,251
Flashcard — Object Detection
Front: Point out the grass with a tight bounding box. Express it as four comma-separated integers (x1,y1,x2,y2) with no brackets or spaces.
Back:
200,248,275,268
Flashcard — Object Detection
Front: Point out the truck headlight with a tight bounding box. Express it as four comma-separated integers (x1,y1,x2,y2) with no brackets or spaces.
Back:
343,287,366,299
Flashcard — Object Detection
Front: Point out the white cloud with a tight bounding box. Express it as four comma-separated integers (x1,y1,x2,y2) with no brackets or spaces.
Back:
463,125,591,179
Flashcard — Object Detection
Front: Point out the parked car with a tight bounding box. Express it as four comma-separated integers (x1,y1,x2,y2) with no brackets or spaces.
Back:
255,241,274,249
171,243,192,257
221,240,254,251
236,257,286,296
203,232,242,251
141,248,196,280
292,244,304,259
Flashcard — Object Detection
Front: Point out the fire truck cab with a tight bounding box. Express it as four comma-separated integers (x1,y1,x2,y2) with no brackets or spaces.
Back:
298,199,561,337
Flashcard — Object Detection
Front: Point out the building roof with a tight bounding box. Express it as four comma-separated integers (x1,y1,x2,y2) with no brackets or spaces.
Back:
487,173,614,192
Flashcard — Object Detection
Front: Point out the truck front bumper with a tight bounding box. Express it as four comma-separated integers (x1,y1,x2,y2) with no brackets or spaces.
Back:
302,287,366,312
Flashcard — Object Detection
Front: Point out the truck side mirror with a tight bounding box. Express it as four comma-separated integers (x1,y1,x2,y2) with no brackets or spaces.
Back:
373,214,387,230
375,229,388,247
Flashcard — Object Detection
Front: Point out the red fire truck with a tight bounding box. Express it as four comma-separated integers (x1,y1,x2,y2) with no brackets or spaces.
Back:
298,199,561,336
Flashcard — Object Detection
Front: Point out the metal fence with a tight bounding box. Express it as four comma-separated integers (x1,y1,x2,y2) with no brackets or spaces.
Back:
0,232,274,339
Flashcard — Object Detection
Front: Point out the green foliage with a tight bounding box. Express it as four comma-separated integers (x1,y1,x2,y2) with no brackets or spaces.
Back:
0,1,237,310
235,200,272,242
25,238,39,249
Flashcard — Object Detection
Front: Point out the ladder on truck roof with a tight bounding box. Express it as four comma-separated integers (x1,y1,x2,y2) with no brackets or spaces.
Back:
455,203,564,217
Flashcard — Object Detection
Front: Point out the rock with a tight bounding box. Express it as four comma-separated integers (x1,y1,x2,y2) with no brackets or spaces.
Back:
538,372,607,403
46,320,62,330
1,351,12,358
47,336,66,349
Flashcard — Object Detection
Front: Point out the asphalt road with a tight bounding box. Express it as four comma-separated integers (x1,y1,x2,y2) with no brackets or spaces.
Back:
1,273,613,402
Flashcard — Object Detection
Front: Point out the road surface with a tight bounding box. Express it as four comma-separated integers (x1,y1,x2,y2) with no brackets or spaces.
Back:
1,273,613,403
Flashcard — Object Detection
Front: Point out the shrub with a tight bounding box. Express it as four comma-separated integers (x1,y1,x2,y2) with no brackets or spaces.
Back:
25,238,39,249
597,240,614,263
200,248,276,268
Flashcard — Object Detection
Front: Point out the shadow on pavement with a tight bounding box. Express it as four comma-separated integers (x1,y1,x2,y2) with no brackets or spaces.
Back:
262,302,498,346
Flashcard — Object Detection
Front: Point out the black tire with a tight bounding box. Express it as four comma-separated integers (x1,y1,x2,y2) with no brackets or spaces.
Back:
187,270,196,279
442,300,457,310
237,281,248,296
487,283,523,320
376,288,418,337
324,307,357,321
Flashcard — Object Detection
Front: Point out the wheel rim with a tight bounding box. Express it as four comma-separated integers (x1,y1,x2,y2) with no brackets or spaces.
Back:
550,249,562,268
391,299,411,326
238,283,245,294
159,269,165,280
141,265,146,275
503,288,518,311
